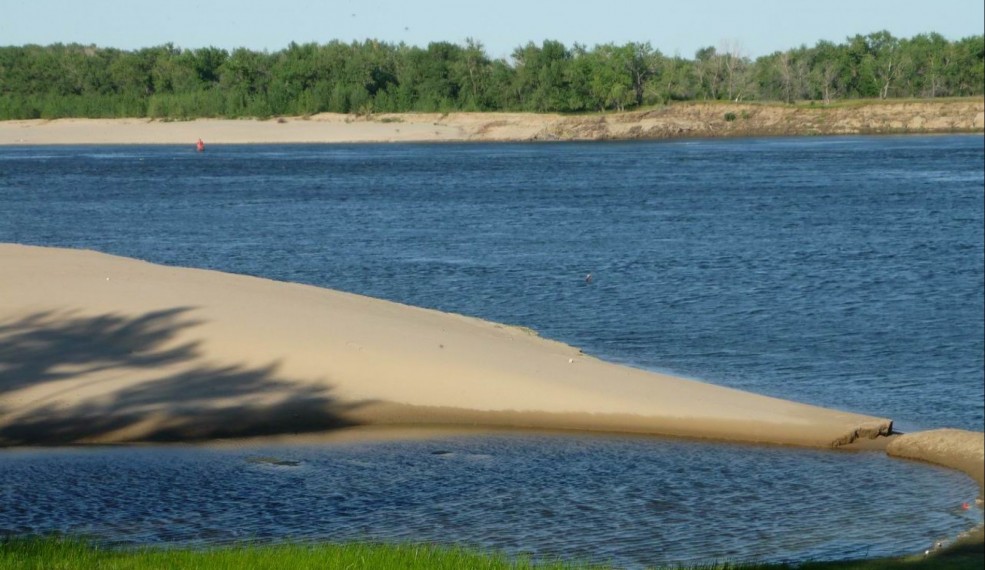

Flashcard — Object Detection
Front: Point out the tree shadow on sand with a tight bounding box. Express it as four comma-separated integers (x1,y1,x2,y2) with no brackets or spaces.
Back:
0,308,366,445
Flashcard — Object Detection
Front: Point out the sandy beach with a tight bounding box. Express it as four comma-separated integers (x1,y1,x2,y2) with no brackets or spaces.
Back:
0,99,982,146
1,243,895,447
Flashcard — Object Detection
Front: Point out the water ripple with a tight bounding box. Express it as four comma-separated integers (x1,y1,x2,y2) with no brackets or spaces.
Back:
1,434,981,567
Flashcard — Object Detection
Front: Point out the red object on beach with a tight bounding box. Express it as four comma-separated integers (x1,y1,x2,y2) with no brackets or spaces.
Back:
196,138,205,152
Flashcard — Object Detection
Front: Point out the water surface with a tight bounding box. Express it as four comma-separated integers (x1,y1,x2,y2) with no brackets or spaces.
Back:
1,136,982,564
1,433,980,567
1,136,981,431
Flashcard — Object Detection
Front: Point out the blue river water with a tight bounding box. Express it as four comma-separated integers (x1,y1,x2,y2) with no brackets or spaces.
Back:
0,135,983,565
0,432,981,567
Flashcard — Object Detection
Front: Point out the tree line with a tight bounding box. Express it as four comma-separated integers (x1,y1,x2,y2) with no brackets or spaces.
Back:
0,31,982,120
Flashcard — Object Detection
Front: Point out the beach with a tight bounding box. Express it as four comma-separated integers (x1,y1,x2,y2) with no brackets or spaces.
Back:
1,243,895,447
2,245,980,450
2,244,981,463
0,99,982,146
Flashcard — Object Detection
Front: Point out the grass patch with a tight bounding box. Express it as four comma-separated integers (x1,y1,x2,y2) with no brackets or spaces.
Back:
0,538,558,570
0,536,981,570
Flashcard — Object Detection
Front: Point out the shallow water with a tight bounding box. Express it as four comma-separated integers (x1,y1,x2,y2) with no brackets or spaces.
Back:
0,432,981,567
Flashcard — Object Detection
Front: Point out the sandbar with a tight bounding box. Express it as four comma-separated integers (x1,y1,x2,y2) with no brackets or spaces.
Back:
3,243,983,550
1,243,894,448
2,246,983,476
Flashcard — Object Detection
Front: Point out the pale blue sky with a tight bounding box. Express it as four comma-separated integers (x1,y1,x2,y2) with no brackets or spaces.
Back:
1,0,982,60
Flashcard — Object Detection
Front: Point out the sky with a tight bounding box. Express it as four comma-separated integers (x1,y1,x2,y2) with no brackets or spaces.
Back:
1,0,983,60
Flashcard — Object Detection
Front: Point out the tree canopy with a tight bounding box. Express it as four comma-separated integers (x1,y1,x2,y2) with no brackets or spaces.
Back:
0,31,982,120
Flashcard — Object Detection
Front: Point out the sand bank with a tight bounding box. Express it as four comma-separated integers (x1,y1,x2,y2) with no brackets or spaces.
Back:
5,243,984,545
888,429,985,490
0,243,895,448
0,99,981,145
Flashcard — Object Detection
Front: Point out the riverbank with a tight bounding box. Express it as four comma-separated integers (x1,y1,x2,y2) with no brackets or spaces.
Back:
0,99,981,145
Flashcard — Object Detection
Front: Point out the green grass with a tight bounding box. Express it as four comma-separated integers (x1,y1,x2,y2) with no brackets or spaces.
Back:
0,538,586,570
0,536,981,570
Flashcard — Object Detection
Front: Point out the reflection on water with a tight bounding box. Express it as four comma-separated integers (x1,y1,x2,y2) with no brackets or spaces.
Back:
1,432,980,567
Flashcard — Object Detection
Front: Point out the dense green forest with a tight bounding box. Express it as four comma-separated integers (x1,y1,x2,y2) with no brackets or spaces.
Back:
0,31,982,120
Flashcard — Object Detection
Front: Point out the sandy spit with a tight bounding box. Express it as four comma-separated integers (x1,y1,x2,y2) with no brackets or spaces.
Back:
4,243,984,551
887,429,985,490
0,243,895,448
0,99,981,146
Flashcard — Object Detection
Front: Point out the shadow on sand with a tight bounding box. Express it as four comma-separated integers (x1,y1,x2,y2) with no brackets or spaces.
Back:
0,307,365,445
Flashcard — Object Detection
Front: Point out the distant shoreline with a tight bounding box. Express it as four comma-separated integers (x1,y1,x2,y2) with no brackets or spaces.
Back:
1,99,981,146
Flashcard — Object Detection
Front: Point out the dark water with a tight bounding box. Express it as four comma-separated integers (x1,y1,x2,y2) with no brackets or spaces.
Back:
1,136,983,564
0,433,981,567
